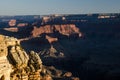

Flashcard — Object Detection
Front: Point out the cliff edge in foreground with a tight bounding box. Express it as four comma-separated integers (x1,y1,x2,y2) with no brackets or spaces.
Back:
0,35,79,80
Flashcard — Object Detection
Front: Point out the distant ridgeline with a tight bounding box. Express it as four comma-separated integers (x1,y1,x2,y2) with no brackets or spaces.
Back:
0,13,120,28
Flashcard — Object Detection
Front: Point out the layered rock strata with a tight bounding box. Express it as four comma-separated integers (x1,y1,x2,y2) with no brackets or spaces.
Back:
32,24,82,38
0,35,79,80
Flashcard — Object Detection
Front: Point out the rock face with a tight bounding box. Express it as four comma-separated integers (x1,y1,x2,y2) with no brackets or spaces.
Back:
31,24,82,44
0,35,42,80
0,35,79,80
0,35,13,80
31,24,82,38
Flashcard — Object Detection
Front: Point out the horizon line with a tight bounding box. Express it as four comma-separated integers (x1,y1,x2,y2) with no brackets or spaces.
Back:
0,13,120,16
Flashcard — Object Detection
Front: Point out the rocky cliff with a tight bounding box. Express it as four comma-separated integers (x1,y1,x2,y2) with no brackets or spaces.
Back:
31,24,82,38
2,24,82,43
0,35,79,80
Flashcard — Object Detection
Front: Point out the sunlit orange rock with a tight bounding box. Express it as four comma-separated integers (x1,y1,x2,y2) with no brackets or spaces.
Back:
8,19,16,27
17,23,28,27
46,35,58,44
31,24,82,37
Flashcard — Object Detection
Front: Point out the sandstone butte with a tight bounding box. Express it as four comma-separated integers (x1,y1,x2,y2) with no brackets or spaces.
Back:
31,24,82,37
0,34,80,80
31,24,82,44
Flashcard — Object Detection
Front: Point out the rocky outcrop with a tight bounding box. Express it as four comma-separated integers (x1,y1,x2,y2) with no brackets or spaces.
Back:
31,24,82,44
8,19,16,27
31,24,82,38
45,35,58,44
39,45,65,58
0,35,46,80
0,35,14,80
0,35,79,80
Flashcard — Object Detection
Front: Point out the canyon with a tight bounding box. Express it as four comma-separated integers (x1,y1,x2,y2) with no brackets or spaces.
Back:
0,14,120,80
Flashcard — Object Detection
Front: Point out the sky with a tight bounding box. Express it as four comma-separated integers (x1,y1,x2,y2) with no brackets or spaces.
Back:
0,0,120,15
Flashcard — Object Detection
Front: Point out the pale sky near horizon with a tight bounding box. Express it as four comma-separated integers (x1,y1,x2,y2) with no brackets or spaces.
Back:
0,0,120,15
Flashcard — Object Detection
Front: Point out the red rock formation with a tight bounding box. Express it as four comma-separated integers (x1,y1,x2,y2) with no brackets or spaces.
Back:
8,19,16,27
31,24,82,37
46,35,58,43
4,28,18,32
17,23,28,27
